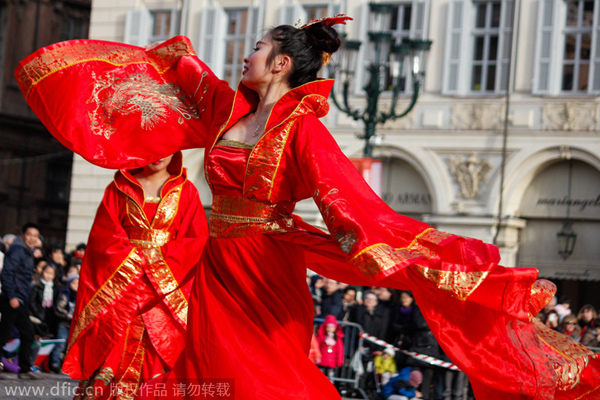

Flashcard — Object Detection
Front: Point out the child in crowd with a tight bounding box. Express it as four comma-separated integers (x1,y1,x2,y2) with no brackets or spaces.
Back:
29,264,60,338
560,314,581,341
382,366,423,400
50,274,78,372
317,315,344,381
374,347,398,385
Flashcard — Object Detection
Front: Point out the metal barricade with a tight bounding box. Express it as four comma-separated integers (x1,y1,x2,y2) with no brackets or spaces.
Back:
314,317,369,399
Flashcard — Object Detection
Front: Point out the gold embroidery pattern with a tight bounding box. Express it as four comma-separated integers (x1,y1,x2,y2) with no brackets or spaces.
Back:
315,188,341,223
335,228,358,255
533,318,595,391
352,243,424,278
68,249,144,351
16,38,196,98
95,367,115,385
113,316,146,400
414,266,490,300
216,139,255,150
126,227,172,247
87,72,199,140
314,188,360,254
529,279,557,318
245,120,294,199
140,247,188,325
152,186,182,231
125,187,189,327
244,93,329,200
209,195,298,238
74,367,115,400
350,229,482,300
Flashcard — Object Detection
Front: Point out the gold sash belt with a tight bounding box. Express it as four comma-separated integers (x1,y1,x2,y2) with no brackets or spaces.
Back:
126,227,173,248
209,195,297,238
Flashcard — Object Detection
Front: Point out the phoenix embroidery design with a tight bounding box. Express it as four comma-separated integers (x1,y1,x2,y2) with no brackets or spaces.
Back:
87,72,199,139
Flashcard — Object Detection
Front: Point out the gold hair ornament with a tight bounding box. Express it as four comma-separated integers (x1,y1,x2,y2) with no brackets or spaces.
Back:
294,14,353,66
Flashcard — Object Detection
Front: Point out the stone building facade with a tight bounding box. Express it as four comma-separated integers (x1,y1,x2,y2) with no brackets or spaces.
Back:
0,0,91,244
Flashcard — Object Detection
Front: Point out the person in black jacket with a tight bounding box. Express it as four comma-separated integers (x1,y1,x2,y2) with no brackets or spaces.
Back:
408,305,443,400
0,223,42,379
321,279,344,320
351,291,390,351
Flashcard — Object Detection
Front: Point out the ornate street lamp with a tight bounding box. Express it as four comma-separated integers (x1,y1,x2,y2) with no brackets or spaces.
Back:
557,157,577,260
329,3,432,157
557,221,577,260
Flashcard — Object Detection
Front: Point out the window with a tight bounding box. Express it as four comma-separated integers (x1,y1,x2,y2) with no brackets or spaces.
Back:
386,4,413,91
60,17,89,41
224,10,251,87
199,7,259,87
280,3,347,29
45,157,72,203
305,5,329,21
442,0,512,95
357,1,429,94
150,10,178,43
124,8,178,47
534,0,600,95
562,0,594,92
471,2,501,92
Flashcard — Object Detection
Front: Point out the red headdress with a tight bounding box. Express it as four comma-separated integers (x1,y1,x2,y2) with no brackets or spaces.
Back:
296,14,353,30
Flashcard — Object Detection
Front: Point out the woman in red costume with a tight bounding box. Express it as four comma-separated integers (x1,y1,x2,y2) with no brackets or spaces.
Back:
62,152,208,399
14,16,600,400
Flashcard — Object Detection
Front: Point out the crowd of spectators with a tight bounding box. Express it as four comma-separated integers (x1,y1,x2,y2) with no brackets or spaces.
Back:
0,224,84,378
535,295,600,349
309,274,466,400
309,274,600,400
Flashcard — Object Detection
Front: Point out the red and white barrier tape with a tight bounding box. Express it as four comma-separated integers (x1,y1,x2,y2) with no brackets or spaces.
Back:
359,332,461,371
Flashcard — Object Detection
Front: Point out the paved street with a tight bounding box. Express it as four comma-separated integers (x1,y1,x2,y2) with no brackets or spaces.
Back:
0,372,78,400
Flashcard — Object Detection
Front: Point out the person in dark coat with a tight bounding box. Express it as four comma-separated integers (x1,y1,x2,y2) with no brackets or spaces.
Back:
0,223,42,379
351,291,390,351
408,305,443,400
321,279,344,320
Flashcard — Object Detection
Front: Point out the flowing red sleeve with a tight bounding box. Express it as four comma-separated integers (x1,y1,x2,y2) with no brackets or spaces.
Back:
14,36,234,169
291,115,599,400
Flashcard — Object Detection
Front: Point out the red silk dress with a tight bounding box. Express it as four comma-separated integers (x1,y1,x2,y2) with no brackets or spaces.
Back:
15,36,600,400
61,152,208,399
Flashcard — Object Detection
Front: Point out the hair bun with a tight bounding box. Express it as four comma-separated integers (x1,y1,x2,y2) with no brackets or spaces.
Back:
305,22,341,55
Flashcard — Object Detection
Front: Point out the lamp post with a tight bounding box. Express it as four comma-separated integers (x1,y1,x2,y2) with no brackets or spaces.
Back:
329,3,432,157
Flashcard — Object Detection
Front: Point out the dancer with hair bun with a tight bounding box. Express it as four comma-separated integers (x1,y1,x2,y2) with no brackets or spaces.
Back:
15,15,600,400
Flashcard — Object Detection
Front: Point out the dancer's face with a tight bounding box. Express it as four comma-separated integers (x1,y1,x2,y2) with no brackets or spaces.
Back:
242,34,274,89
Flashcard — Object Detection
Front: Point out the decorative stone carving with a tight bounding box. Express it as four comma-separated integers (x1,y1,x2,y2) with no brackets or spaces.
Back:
448,153,492,199
380,106,415,130
542,103,599,131
451,104,507,131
